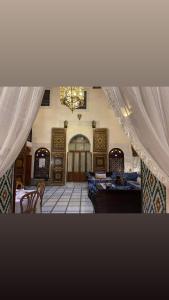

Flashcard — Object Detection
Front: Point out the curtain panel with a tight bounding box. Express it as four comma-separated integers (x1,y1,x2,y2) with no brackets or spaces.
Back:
103,87,169,191
0,87,44,178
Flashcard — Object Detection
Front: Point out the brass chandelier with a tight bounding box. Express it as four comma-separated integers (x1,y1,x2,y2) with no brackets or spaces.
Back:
60,86,85,112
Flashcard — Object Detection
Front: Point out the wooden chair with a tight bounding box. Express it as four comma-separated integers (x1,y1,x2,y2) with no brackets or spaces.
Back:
20,191,41,214
37,181,46,207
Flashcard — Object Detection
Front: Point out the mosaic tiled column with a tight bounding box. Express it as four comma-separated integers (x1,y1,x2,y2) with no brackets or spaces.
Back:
0,167,14,213
141,161,166,213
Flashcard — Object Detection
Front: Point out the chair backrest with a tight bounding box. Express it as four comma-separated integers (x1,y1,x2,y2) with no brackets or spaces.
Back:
20,191,41,214
37,181,46,205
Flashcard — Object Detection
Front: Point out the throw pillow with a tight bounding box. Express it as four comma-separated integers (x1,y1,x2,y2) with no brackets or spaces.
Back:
95,173,107,179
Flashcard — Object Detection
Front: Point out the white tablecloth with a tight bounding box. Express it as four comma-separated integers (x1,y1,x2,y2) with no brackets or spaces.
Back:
15,189,41,214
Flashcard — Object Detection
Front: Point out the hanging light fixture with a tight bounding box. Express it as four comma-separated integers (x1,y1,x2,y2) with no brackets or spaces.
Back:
60,86,85,112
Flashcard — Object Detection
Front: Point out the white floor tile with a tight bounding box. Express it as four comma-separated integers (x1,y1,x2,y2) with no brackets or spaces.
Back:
69,199,80,202
43,203,55,207
52,206,67,212
80,207,94,213
51,211,66,214
42,207,53,213
66,211,80,214
68,203,80,207
41,183,94,214
56,202,68,206
66,207,80,213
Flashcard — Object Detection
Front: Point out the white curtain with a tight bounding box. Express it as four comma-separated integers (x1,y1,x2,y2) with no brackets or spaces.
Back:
103,87,169,191
0,87,44,178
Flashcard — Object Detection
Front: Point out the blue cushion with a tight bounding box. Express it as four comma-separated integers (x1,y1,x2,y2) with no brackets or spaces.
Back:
111,172,121,179
117,186,133,190
88,176,112,185
127,181,141,190
124,172,138,181
111,184,133,190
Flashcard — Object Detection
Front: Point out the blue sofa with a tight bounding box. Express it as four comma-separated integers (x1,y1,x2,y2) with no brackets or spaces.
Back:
87,171,141,201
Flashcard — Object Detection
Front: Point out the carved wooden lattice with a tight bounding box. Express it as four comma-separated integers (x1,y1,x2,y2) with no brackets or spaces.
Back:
93,129,108,172
109,148,124,173
51,128,66,185
51,128,66,152
93,153,107,172
93,128,107,153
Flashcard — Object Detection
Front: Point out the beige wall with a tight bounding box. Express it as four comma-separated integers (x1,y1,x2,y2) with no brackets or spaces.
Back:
31,87,140,178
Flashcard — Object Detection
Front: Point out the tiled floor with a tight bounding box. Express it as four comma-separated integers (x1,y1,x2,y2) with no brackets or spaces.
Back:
39,182,94,214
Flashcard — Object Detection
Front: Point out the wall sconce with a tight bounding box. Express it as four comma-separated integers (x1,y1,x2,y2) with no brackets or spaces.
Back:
77,114,82,120
92,120,96,128
121,106,132,118
64,120,68,128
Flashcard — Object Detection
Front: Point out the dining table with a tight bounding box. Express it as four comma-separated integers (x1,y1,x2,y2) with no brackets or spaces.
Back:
15,189,41,214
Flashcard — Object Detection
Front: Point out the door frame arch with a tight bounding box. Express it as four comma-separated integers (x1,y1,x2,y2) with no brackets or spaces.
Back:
34,147,50,179
67,134,92,182
109,148,124,173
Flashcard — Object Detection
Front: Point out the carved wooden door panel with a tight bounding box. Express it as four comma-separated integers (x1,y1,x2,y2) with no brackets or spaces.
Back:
51,128,66,185
34,148,50,179
93,128,108,172
109,148,124,173
51,152,66,184
67,151,92,182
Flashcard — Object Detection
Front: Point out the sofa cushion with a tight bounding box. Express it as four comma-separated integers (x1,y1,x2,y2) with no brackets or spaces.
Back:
124,172,138,181
111,172,121,180
137,176,141,184
111,184,133,190
95,173,107,179
128,180,141,190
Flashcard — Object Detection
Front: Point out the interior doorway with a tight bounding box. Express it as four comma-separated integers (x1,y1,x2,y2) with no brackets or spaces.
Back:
67,134,92,182
109,148,124,173
34,148,50,180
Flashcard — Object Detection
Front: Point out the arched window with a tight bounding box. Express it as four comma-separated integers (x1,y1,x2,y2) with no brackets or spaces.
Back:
34,148,50,179
69,134,90,151
109,148,124,173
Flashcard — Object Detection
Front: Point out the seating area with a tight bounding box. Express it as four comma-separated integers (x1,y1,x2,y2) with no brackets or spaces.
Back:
14,162,142,214
88,171,141,194
15,173,142,214
87,171,141,213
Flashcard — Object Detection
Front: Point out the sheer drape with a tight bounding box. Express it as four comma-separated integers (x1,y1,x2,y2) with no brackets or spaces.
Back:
103,87,169,189
0,87,44,178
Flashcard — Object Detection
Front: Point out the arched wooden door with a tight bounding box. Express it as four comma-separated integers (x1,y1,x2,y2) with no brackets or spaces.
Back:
67,135,92,182
34,148,50,179
109,148,124,173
